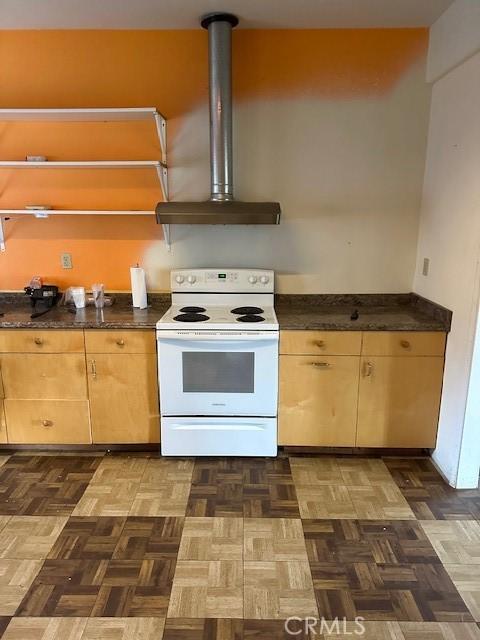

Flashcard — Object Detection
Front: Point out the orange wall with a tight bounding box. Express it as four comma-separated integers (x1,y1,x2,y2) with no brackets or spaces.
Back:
0,29,427,290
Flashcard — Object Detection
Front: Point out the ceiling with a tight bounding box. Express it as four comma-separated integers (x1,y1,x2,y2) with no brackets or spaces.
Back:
0,0,454,30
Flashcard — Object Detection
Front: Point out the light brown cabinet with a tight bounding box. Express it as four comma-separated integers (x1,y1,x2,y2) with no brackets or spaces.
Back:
87,353,160,444
0,328,159,445
0,402,7,444
4,399,91,444
279,355,359,446
1,354,87,399
85,329,159,444
279,330,446,448
356,356,444,447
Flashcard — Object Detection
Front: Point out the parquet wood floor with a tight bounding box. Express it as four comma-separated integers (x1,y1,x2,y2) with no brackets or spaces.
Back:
0,452,476,639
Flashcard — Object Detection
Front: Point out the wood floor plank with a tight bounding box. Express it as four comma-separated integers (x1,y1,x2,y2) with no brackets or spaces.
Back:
2,617,87,640
81,617,165,639
244,561,318,619
178,518,243,561
443,566,480,622
167,561,243,619
0,560,43,616
244,518,308,562
162,618,243,639
420,522,480,565
0,516,67,560
384,458,480,521
398,622,480,639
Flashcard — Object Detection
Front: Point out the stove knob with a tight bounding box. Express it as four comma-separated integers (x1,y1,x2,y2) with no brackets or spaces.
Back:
260,275,270,284
187,275,196,284
175,275,185,284
248,275,257,284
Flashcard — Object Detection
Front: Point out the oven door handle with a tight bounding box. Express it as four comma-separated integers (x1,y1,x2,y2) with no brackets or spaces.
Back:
157,332,278,342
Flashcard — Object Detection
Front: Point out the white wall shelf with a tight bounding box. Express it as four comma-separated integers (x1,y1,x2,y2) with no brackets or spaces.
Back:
0,107,169,251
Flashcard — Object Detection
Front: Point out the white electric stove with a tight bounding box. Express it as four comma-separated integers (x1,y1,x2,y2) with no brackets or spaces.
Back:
156,269,279,456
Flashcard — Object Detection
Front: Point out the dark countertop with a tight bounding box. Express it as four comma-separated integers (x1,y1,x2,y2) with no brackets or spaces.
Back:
0,292,451,332
0,294,171,330
275,294,451,332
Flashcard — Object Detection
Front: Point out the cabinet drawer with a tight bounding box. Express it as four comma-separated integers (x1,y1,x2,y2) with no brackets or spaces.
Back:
1,354,87,399
279,331,361,355
0,330,84,353
4,399,91,444
362,332,446,356
85,330,156,354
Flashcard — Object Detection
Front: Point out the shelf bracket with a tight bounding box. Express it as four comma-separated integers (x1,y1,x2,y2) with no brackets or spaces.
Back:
0,217,5,252
154,113,167,164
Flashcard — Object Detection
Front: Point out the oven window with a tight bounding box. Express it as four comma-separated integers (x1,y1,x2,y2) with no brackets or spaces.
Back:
182,352,254,393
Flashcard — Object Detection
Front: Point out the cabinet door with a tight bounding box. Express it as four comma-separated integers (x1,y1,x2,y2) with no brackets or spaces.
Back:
0,402,7,444
357,356,444,447
279,355,359,446
88,354,160,443
0,354,87,399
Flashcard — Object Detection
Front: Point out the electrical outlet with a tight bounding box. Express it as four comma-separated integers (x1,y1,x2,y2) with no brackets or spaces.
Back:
61,253,73,269
422,258,430,276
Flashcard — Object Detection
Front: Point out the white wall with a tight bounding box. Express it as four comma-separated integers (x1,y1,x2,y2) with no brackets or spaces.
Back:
144,58,431,293
427,0,480,82
414,2,480,487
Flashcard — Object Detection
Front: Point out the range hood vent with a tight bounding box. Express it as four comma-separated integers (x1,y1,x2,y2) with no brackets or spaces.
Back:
156,12,281,226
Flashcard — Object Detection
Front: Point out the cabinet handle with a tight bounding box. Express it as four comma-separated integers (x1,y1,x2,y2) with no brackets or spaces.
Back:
315,340,325,348
363,361,374,377
400,340,411,349
310,361,331,368
42,419,53,427
34,337,43,345
116,339,125,347
90,359,97,378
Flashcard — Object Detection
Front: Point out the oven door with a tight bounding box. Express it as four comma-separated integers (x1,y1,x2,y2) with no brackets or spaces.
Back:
157,331,279,416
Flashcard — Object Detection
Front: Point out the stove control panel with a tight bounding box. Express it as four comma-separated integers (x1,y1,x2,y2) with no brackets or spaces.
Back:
170,269,274,293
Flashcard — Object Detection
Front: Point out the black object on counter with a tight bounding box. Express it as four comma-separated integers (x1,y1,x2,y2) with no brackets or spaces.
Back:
350,309,359,321
24,284,60,319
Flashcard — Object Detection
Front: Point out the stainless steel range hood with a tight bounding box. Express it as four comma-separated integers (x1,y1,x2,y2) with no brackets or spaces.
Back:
156,12,281,226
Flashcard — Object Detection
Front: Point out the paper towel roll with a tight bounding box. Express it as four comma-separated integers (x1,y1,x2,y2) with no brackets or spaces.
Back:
130,266,148,309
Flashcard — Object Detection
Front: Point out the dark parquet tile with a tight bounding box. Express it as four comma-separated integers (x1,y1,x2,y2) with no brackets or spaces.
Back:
187,457,300,518
0,455,101,516
0,618,10,638
243,619,313,638
17,557,176,617
384,458,480,520
163,618,243,639
112,516,184,560
303,519,473,622
303,520,441,564
162,618,314,639
47,516,126,560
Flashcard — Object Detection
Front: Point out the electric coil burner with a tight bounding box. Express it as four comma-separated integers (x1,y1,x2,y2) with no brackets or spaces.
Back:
173,313,210,322
231,306,264,315
180,306,206,313
236,315,265,323
156,269,279,457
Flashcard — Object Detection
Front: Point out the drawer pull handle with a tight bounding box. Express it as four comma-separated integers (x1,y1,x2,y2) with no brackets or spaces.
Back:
42,419,53,427
400,340,411,349
310,361,331,369
90,359,97,378
34,337,43,345
116,339,125,347
315,340,325,348
363,361,374,377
